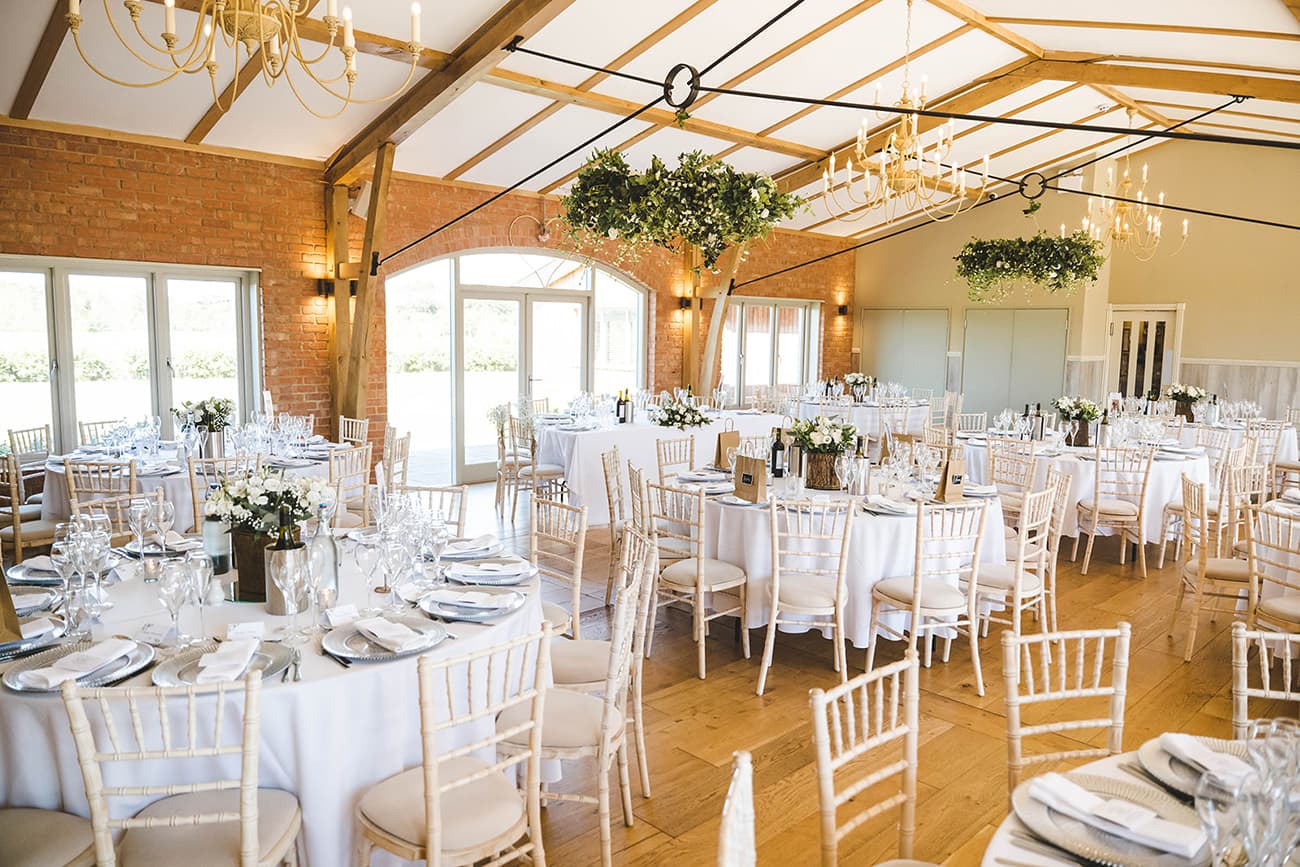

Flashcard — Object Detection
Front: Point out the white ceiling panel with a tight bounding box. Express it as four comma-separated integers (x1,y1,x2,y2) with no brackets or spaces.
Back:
308,0,509,55
974,0,1300,34
34,5,237,137
1121,88,1300,122
720,146,800,177
203,51,427,159
1002,25,1300,70
395,82,555,177
458,103,653,188
615,125,743,169
0,0,58,113
497,0,700,88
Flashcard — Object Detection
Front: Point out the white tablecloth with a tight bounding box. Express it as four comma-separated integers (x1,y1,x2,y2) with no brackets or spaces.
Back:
533,411,785,525
1181,423,1299,463
700,493,1007,648
40,453,329,534
796,399,929,437
962,441,1210,541
0,555,541,867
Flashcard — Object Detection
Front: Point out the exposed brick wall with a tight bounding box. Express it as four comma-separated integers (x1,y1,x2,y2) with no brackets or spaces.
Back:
0,125,855,451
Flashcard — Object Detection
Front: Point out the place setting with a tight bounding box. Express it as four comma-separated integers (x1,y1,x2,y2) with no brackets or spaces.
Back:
3,636,156,693
5,555,68,588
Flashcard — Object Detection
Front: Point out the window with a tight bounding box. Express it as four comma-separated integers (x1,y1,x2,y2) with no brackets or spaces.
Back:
718,297,821,405
0,257,259,452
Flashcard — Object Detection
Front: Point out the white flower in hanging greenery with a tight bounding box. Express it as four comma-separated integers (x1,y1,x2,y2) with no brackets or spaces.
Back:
955,232,1105,303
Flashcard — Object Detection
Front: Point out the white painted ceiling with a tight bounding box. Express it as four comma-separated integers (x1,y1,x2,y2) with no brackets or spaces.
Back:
5,0,1298,240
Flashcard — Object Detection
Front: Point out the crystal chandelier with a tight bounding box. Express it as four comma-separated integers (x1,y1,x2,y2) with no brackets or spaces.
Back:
820,0,989,226
1080,110,1188,261
65,0,422,119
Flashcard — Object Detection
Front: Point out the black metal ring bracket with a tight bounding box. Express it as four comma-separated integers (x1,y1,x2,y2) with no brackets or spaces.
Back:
663,63,701,110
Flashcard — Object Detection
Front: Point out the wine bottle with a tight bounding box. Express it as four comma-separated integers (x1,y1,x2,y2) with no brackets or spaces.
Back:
770,428,786,479
272,505,298,550
308,503,340,613
201,498,231,576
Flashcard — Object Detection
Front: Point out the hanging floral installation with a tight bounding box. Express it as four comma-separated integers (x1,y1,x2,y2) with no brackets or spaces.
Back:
955,231,1106,303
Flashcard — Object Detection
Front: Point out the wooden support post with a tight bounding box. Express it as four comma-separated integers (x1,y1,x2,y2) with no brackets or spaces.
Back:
342,141,395,421
684,249,701,393
698,242,748,396
325,183,352,438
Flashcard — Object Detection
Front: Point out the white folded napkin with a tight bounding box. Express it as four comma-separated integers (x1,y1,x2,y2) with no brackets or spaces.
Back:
1159,733,1253,789
19,638,137,689
428,589,504,609
864,494,907,513
195,638,259,683
1028,772,1206,859
162,531,203,551
680,470,726,481
19,617,57,640
354,617,426,652
19,555,58,575
449,558,529,577
447,534,496,554
1282,487,1300,504
964,484,998,496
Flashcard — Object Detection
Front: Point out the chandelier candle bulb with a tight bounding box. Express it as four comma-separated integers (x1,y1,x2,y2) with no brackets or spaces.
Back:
342,7,354,49
68,0,78,16
327,0,337,17
163,0,175,37
410,3,420,43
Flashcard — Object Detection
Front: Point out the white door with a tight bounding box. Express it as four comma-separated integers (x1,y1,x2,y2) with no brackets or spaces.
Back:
859,308,948,395
962,309,1069,415
1106,306,1181,399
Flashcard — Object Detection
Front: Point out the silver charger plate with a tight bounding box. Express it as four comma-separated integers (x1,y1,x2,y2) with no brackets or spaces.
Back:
124,538,202,557
6,563,64,587
321,614,447,662
419,585,528,622
441,541,504,561
3,639,156,693
715,495,767,508
1136,735,1250,798
0,615,68,661
151,640,292,687
446,561,537,587
11,586,63,616
1011,772,1210,867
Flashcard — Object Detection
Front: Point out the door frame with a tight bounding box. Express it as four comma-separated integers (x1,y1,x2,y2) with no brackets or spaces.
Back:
720,295,821,405
1103,303,1185,398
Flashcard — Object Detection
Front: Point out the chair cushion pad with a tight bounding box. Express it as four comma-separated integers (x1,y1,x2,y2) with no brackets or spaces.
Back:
874,576,967,610
498,688,621,750
551,638,610,685
1259,594,1300,625
0,808,93,867
541,601,571,634
118,788,299,867
971,562,1043,594
1079,498,1140,517
660,557,745,590
518,465,564,477
359,757,525,854
777,574,838,611
0,518,58,542
1181,558,1250,583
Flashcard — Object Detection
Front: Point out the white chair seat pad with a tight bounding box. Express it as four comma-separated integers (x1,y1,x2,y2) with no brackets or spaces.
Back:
359,756,524,854
24,492,45,505
1276,459,1300,471
660,557,745,590
1259,594,1300,625
333,509,365,529
972,562,1043,594
541,601,571,634
0,517,58,542
1181,558,1251,583
551,638,610,685
1166,498,1220,516
0,808,93,867
874,576,967,611
498,688,622,750
118,788,299,867
518,464,564,478
777,574,838,610
1079,498,1140,518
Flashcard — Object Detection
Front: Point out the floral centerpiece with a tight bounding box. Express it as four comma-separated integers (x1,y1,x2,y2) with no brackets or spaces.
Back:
654,399,708,431
955,232,1106,303
1164,383,1207,422
789,415,858,490
487,403,511,435
844,372,873,402
172,397,234,430
1051,396,1101,446
205,469,335,604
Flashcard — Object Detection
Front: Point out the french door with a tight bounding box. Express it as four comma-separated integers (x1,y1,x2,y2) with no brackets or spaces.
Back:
718,297,820,405
455,288,589,483
1106,305,1183,399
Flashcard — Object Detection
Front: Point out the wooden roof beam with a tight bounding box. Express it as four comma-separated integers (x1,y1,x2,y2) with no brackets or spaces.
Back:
986,17,1300,42
1006,60,1300,104
1090,84,1175,127
924,0,1044,57
10,4,70,119
324,0,578,186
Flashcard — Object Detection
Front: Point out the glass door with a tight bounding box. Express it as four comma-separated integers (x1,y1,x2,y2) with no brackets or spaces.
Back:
162,277,243,430
66,272,154,435
457,293,524,483
527,297,587,412
0,270,56,443
1107,307,1180,399
741,305,773,403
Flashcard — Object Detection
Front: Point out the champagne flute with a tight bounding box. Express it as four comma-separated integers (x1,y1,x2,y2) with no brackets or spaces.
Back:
354,540,383,615
186,550,214,638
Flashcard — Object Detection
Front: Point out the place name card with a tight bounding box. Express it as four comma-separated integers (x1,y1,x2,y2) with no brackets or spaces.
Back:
324,604,359,627
135,622,174,646
225,622,265,641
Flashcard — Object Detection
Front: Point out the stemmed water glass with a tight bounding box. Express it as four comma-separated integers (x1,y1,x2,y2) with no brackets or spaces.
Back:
158,560,192,648
354,539,383,615
185,550,214,637
269,548,309,648
426,513,451,589
151,500,175,551
128,502,151,559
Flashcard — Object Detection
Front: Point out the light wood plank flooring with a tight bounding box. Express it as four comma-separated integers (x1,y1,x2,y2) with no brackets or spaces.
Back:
469,485,1262,866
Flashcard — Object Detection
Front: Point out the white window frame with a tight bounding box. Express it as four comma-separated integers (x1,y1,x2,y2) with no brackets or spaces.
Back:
720,295,822,404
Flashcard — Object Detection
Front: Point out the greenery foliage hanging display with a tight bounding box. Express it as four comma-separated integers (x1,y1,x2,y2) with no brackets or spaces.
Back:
559,148,802,271
954,231,1106,303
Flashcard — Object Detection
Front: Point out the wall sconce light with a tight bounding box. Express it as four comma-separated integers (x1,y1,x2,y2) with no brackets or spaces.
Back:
837,304,849,316
317,279,358,297
679,296,693,310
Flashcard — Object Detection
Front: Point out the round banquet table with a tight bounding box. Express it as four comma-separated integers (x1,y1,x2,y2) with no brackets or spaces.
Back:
700,492,1007,648
0,556,542,867
797,399,929,437
532,410,785,526
961,439,1211,541
1180,422,1299,463
40,451,329,534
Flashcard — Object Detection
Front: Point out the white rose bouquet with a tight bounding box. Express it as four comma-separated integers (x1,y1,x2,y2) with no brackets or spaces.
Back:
1165,384,1207,404
653,399,708,431
789,415,857,454
844,372,872,388
1051,396,1100,422
204,469,336,535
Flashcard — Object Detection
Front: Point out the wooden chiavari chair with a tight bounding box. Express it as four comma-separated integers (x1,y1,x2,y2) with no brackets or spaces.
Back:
646,481,749,679
987,436,1036,526
328,443,373,528
382,430,410,489
396,484,468,537
756,499,854,696
1071,445,1155,577
1246,418,1286,498
1001,623,1132,795
77,419,124,447
1158,440,1249,569
73,490,163,545
62,672,303,867
865,500,989,695
8,423,51,504
508,417,564,521
655,436,695,483
969,487,1053,642
188,455,261,529
337,415,370,447
66,460,137,519
1246,505,1300,634
1,454,56,563
1231,622,1300,738
810,653,924,867
956,412,987,433
718,751,755,867
356,631,550,866
531,497,588,639
531,397,551,415
601,446,627,605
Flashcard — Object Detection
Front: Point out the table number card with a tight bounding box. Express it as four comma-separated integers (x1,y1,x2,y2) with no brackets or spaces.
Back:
714,429,740,468
0,578,20,644
935,457,966,502
734,455,767,503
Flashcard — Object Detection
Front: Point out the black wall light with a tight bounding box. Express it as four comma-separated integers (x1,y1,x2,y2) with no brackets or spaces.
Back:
317,279,358,297
837,304,849,316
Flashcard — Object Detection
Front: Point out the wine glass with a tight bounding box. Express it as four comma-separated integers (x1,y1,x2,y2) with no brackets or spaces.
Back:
158,560,191,648
1196,774,1245,867
269,549,308,648
725,447,739,477
186,550,214,637
151,500,175,550
427,513,451,589
354,540,383,615
127,503,150,558
51,541,89,641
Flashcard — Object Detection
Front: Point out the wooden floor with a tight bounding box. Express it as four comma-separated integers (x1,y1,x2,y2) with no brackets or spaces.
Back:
470,485,1251,866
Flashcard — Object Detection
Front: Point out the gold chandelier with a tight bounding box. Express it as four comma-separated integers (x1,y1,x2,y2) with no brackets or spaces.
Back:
1080,109,1188,261
821,0,989,226
65,0,422,119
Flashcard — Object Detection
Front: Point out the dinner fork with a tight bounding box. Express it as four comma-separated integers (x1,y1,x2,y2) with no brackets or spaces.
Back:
292,648,302,681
